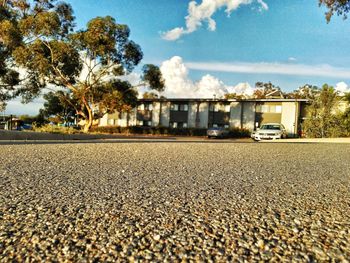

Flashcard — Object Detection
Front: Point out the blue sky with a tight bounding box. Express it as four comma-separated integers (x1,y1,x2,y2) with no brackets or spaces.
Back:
6,0,350,115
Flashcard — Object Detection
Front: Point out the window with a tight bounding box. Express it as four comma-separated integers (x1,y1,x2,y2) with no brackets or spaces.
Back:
108,119,115,125
257,104,282,113
144,103,153,111
138,104,145,111
138,103,153,110
260,124,282,130
262,105,269,113
172,103,188,111
180,104,188,111
142,120,152,126
210,103,227,112
224,124,229,129
213,124,218,128
171,122,187,128
171,104,179,111
210,104,218,112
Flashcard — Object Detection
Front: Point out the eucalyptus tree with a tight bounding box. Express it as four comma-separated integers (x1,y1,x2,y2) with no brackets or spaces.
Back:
0,0,164,131
0,0,22,106
319,0,350,21
303,84,342,137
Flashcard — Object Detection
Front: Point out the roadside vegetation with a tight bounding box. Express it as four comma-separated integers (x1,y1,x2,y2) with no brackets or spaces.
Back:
7,82,350,138
0,0,164,133
90,126,251,138
302,85,350,138
32,124,80,135
1,0,350,137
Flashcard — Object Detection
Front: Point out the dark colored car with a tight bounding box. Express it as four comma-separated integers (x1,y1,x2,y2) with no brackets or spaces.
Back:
207,127,230,138
20,123,33,130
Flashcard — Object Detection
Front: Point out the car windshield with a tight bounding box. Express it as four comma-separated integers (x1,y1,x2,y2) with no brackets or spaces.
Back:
260,124,281,130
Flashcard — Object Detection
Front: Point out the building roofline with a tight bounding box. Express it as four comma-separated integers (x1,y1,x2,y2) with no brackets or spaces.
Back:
138,98,309,102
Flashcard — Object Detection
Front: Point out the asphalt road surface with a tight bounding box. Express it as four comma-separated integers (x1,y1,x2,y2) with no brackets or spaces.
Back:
0,142,350,261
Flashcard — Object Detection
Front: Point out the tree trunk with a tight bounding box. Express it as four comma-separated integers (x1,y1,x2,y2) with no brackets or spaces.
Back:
83,99,93,133
83,117,93,133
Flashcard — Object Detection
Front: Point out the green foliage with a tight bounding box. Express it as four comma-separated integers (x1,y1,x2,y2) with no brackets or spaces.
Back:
319,0,350,21
18,114,37,123
285,84,320,100
142,64,165,92
253,82,281,98
0,101,5,112
303,84,349,137
17,112,47,126
33,124,80,134
143,92,159,99
1,1,164,132
340,92,350,131
90,126,251,138
224,93,245,99
228,127,251,138
40,91,76,123
0,2,22,103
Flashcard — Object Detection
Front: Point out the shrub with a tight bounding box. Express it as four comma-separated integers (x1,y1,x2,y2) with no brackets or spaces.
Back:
229,127,251,138
90,126,250,138
33,124,81,134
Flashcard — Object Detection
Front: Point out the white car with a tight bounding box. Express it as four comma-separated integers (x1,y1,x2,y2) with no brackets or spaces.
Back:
251,123,287,141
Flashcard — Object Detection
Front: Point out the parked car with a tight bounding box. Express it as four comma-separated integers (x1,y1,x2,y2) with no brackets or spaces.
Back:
207,127,230,138
251,123,287,141
20,123,33,130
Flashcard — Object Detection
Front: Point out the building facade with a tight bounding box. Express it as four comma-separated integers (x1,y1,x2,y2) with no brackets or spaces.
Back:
99,98,308,137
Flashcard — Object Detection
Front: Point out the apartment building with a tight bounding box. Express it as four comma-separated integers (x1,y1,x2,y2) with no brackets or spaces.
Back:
99,98,308,137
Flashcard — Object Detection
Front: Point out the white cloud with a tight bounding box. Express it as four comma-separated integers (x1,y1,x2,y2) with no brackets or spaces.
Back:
288,57,297,62
185,61,350,79
227,82,255,96
158,56,254,98
161,27,185,41
257,0,268,11
335,82,350,95
162,0,268,41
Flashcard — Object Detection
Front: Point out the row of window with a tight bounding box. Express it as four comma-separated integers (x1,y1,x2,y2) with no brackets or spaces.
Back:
170,122,188,128
137,103,284,114
170,104,188,111
138,103,237,113
137,120,152,126
209,104,231,113
138,104,153,111
256,105,282,113
110,119,231,129
138,103,190,112
212,124,230,128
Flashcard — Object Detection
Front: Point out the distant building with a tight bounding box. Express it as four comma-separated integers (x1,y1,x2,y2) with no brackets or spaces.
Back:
99,98,309,137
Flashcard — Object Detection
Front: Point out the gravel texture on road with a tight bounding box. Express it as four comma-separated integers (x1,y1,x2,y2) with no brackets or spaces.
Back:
0,142,350,262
